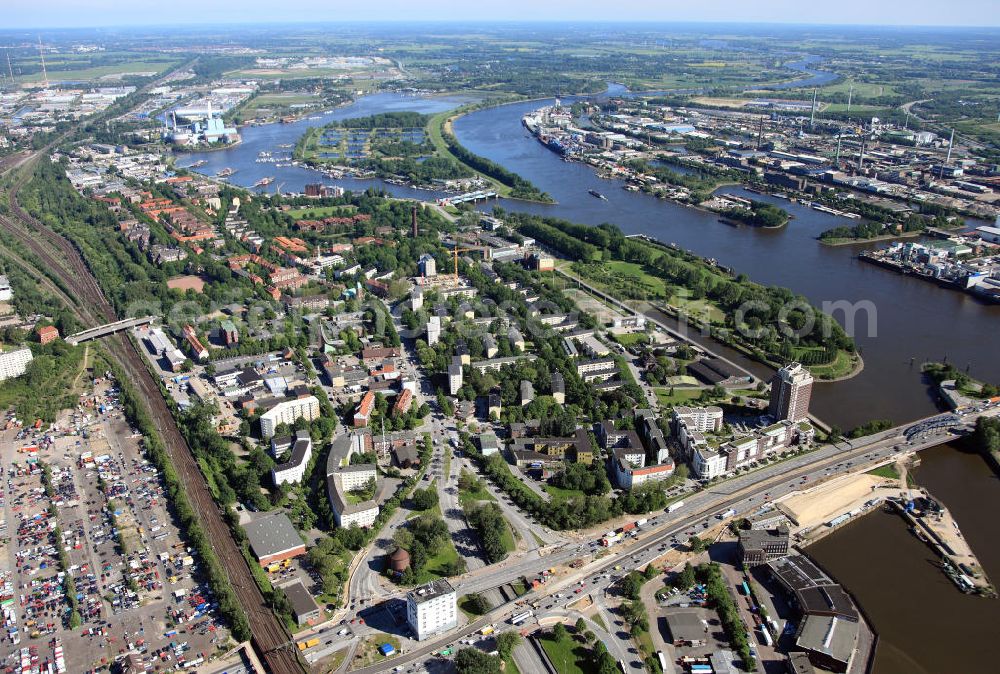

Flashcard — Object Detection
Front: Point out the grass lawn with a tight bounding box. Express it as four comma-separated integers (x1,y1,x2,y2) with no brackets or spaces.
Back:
458,481,495,506
351,634,403,669
538,634,598,674
867,464,900,480
605,259,669,296
321,647,348,672
500,519,517,552
417,535,462,582
458,594,491,618
591,613,607,631
797,348,860,380
544,484,586,503
654,387,705,407
426,110,513,197
611,331,650,347
668,292,725,324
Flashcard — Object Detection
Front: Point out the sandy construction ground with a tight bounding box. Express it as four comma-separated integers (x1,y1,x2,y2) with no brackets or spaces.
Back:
778,473,888,528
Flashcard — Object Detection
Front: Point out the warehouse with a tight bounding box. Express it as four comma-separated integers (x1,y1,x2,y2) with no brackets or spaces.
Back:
243,513,306,567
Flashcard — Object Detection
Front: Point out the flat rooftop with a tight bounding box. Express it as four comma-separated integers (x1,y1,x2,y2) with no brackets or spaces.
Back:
244,513,304,559
407,579,455,604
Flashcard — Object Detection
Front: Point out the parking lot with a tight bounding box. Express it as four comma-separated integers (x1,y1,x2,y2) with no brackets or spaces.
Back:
0,376,230,673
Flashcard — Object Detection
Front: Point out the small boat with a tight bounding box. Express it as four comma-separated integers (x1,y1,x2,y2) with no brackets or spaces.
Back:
186,159,207,169
216,167,236,178
588,189,607,200
253,176,275,188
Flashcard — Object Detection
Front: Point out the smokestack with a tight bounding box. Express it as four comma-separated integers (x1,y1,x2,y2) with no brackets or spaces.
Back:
411,204,418,238
809,88,817,129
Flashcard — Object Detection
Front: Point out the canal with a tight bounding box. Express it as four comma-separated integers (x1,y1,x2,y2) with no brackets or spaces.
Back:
809,442,1000,674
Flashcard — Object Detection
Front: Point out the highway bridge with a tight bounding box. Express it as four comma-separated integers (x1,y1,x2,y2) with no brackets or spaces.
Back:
66,316,156,346
438,189,498,205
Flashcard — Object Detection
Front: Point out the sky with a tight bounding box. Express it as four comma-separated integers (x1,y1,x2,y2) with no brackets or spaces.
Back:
4,0,999,29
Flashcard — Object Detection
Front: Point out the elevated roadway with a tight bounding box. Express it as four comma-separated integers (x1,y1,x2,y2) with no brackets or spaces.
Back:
65,315,156,345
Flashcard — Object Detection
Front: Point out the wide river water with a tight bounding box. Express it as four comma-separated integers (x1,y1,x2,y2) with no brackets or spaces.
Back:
183,87,1000,673
187,91,1000,430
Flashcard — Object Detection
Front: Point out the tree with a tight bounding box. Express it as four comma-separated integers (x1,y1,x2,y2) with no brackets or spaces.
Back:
621,571,644,600
552,622,569,642
454,648,502,674
676,562,696,590
463,593,490,615
496,631,522,658
575,617,587,633
412,486,438,511
689,535,706,553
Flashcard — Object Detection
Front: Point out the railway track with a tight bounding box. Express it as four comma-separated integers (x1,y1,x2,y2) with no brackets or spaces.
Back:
0,157,305,673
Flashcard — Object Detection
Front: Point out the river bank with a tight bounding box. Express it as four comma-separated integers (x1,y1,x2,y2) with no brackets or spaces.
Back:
818,231,924,247
810,441,1000,674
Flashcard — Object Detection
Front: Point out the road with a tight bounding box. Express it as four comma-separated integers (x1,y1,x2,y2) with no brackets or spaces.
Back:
344,407,996,674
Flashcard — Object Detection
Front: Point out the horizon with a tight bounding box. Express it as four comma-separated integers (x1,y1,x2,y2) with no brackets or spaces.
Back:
4,1,1000,30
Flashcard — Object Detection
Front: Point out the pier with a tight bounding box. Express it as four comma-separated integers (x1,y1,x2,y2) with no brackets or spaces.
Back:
887,496,995,596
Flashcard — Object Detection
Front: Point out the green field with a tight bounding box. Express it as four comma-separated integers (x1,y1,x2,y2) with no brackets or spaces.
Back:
654,387,707,407
867,464,900,480
611,332,650,347
21,58,179,83
794,347,860,380
458,479,496,506
544,484,585,503
538,633,598,674
425,109,514,197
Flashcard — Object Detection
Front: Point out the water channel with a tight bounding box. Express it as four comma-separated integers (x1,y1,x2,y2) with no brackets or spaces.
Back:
180,78,1000,674
810,442,1000,674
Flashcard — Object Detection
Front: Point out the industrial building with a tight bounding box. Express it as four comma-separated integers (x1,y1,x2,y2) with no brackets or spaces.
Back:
282,581,321,626
737,527,790,566
243,513,307,567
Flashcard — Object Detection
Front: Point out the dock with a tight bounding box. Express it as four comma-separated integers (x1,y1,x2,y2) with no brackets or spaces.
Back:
887,496,995,596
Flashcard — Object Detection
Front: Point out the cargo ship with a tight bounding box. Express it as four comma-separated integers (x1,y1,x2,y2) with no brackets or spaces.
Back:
588,189,607,200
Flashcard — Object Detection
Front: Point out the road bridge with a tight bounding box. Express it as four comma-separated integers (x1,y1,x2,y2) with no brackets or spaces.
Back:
438,189,498,206
66,316,156,345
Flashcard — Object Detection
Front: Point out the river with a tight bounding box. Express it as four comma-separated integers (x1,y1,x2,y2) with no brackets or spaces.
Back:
186,90,1000,431
180,72,1000,673
450,100,1000,429
809,442,1000,674
181,92,477,200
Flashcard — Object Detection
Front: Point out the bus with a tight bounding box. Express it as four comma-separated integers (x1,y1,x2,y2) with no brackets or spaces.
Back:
510,611,533,626
619,660,628,673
